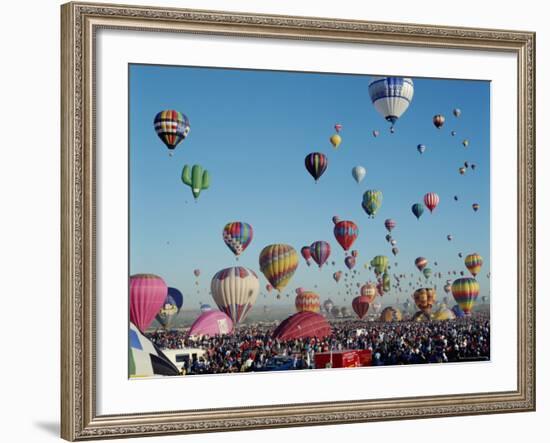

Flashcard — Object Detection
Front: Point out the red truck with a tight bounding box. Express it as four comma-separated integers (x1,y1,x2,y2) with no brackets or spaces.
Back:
314,349,372,369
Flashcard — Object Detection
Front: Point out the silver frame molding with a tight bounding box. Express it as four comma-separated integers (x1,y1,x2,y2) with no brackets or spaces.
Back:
61,2,536,440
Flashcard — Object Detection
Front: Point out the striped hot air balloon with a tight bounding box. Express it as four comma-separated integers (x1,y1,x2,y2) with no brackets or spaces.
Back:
130,274,168,332
464,253,483,277
153,110,190,151
211,267,259,324
259,244,299,291
222,222,253,257
413,287,436,313
309,241,331,269
451,277,480,315
295,291,321,313
368,77,414,130
333,220,359,251
424,192,440,213
352,296,370,319
304,152,328,182
360,283,378,303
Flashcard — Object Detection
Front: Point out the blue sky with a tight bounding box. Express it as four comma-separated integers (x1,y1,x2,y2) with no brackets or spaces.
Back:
129,64,490,309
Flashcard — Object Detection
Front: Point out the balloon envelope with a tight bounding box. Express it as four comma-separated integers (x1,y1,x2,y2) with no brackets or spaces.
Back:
188,310,234,337
130,274,168,332
211,267,259,324
272,311,332,340
153,110,190,150
368,77,414,126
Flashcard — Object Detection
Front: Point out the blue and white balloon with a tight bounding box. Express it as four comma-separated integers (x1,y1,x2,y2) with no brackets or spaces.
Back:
368,77,414,130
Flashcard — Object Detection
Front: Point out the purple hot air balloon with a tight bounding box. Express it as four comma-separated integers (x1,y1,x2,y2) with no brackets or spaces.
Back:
188,310,234,337
130,274,168,332
309,241,331,268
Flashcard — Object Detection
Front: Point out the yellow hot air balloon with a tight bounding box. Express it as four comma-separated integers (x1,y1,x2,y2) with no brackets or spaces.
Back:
464,253,483,277
330,134,342,149
259,244,299,291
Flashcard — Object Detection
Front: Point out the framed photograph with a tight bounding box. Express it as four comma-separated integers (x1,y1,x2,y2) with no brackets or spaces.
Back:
61,1,536,440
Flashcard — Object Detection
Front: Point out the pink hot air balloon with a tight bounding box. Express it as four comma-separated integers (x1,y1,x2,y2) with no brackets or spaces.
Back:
424,192,440,213
130,274,168,332
188,310,234,337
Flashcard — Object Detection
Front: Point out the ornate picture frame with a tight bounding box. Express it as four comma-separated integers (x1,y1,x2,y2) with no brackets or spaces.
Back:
61,2,535,440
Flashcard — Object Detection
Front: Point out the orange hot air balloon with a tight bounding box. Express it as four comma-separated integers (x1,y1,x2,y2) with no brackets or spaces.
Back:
464,253,483,277
360,282,377,303
413,287,436,313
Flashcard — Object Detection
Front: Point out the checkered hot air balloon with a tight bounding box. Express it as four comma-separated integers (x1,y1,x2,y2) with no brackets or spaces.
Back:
153,110,190,151
223,222,253,257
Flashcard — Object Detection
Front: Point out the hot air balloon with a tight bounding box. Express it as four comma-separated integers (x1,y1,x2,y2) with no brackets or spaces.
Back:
223,222,253,257
333,220,359,251
384,218,396,232
330,134,342,148
323,298,334,313
266,284,273,293
382,272,391,292
304,152,328,182
464,161,470,168
166,287,183,313
300,246,312,266
295,291,321,313
459,167,466,175
200,303,212,313
390,239,397,246
332,215,341,225
345,256,356,270
309,241,331,268
447,234,453,241
155,295,178,330
130,274,168,332
351,250,359,258
417,144,426,154
464,253,483,277
211,266,259,324
380,306,402,322
454,195,459,201
453,108,461,117
444,283,452,294
259,244,299,291
352,296,370,319
193,269,201,278
182,164,210,200
360,283,378,303
412,203,424,219
333,271,342,283
462,139,470,147
423,267,433,280
334,123,343,133
415,257,428,271
352,166,366,184
371,255,389,275
368,77,414,130
372,130,380,137
433,114,445,129
392,247,399,256
472,203,480,212
451,130,457,136
273,311,332,340
153,110,190,152
188,311,234,337
413,287,436,313
451,277,479,314
362,190,383,218
385,234,392,243
451,304,466,318
471,163,477,170
424,192,440,213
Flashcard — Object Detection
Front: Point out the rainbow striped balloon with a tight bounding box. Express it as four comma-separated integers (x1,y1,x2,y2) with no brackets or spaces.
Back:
259,244,299,291
464,253,483,277
223,222,253,257
153,110,190,150
451,277,480,314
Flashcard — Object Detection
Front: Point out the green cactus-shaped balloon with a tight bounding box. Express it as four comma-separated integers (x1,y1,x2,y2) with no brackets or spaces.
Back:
181,164,210,200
